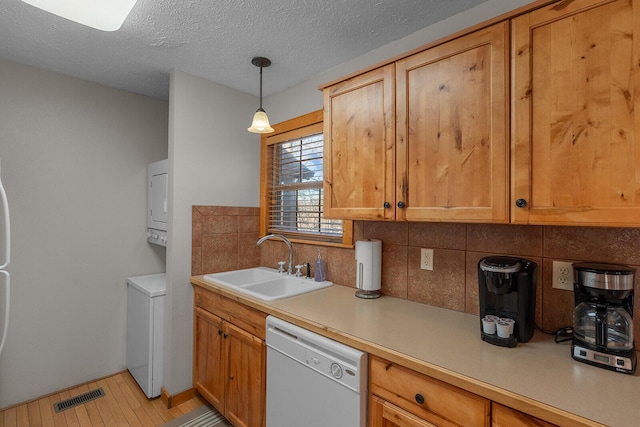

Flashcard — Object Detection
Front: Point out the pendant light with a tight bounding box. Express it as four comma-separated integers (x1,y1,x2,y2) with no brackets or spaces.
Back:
248,57,274,134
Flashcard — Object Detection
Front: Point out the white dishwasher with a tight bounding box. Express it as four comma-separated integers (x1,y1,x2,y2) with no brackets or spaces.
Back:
266,316,367,427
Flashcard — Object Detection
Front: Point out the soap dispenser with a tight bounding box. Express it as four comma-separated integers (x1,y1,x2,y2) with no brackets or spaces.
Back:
314,249,326,282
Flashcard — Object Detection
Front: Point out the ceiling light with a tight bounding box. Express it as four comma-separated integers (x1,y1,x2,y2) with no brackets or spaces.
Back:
20,0,139,32
248,57,274,134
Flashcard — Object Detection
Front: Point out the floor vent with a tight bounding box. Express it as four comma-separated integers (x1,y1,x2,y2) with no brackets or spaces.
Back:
53,388,105,413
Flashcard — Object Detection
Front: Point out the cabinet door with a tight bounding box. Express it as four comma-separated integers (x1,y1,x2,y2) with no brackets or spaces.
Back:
224,322,266,427
512,0,640,226
323,64,396,220
371,396,439,427
492,403,557,427
396,22,509,223
193,308,225,412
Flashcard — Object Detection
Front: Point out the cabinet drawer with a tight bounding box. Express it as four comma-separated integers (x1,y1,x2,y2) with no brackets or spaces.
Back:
370,356,490,427
492,403,557,427
194,286,267,340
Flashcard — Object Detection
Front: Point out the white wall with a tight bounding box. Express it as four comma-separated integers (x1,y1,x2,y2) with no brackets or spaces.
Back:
0,0,540,406
164,70,259,394
0,59,168,407
160,0,538,396
265,0,536,122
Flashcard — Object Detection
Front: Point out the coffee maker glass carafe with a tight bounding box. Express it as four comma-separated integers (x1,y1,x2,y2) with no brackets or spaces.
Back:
572,262,636,374
573,303,633,350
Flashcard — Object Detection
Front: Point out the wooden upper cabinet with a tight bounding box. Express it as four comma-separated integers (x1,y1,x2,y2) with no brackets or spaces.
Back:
512,0,640,226
396,22,510,222
323,22,509,222
323,64,396,220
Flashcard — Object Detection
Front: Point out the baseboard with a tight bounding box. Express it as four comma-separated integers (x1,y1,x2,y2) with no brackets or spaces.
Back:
160,387,198,409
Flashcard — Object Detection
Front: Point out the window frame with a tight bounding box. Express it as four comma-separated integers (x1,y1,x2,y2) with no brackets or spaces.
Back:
259,110,353,247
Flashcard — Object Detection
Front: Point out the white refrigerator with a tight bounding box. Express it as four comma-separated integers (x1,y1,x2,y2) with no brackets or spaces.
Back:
0,159,10,358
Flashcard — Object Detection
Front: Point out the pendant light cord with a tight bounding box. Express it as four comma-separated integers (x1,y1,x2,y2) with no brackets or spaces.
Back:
259,66,263,110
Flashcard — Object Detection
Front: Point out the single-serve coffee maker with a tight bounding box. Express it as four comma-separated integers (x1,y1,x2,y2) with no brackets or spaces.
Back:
572,262,636,374
478,257,538,347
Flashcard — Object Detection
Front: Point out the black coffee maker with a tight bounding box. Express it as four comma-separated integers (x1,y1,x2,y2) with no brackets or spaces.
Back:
572,262,636,374
478,257,538,347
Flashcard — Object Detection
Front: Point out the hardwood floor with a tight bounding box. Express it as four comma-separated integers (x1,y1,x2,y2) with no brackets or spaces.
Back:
0,371,208,427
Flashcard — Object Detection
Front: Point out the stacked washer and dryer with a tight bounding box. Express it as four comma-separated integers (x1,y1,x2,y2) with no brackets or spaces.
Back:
126,159,168,398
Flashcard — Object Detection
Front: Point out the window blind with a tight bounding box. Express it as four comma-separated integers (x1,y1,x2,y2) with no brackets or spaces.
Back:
267,132,342,241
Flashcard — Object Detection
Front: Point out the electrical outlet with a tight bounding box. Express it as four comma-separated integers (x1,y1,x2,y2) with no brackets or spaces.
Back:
552,261,574,290
420,248,434,271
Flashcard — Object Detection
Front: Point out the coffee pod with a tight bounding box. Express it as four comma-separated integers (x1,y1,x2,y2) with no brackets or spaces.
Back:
481,316,496,334
496,321,511,338
500,318,515,334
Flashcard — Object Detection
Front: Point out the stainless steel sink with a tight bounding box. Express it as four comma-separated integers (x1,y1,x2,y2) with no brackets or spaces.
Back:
203,267,332,301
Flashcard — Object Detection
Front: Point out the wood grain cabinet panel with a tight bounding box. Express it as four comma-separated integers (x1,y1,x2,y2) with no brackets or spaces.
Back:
193,287,266,427
512,0,640,226
371,396,438,427
369,356,490,427
193,307,225,410
492,403,557,427
323,23,509,223
396,22,509,223
224,322,265,427
323,64,396,220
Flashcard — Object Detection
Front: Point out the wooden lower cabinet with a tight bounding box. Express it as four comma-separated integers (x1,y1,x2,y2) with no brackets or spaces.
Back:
193,287,266,427
371,396,438,427
224,322,265,427
192,287,572,427
369,356,490,427
492,403,557,427
193,307,225,410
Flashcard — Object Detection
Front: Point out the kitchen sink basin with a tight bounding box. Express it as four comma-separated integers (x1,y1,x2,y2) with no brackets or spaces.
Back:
241,276,332,301
203,267,332,301
204,267,281,287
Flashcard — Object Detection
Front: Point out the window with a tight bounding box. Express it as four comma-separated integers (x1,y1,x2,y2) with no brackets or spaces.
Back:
260,110,352,246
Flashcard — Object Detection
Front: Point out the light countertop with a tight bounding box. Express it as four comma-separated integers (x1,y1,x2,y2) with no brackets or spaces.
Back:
191,277,640,427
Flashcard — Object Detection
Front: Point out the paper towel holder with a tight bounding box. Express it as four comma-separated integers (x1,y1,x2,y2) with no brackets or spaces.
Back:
355,239,382,299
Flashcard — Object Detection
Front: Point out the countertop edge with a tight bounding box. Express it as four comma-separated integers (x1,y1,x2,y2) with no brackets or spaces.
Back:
190,276,604,427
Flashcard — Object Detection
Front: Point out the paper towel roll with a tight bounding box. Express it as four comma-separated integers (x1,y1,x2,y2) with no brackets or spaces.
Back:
355,239,382,292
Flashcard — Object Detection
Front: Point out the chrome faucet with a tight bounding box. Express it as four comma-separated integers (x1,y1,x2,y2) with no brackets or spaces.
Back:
256,234,293,275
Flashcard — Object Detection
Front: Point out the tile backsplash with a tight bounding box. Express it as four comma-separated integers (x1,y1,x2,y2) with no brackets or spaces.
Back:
192,206,640,347
191,206,261,275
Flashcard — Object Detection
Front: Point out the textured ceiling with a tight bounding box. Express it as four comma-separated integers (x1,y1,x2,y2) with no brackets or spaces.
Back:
0,0,486,100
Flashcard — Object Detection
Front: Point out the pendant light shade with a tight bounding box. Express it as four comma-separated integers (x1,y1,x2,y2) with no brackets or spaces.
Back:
248,57,274,134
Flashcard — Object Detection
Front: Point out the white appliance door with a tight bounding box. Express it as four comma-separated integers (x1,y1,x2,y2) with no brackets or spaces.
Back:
127,283,154,397
0,271,9,356
0,160,10,357
266,316,366,427
267,346,362,427
150,173,168,227
0,163,10,269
